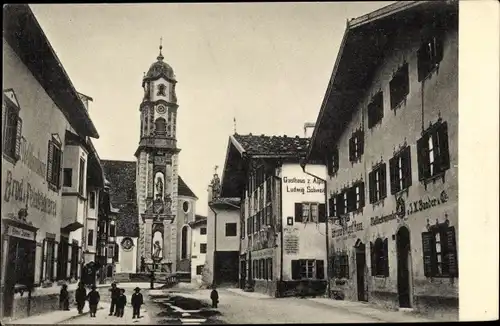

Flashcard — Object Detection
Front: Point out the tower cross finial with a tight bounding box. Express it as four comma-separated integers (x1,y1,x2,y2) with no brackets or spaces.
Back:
214,165,219,175
233,117,237,134
158,37,164,61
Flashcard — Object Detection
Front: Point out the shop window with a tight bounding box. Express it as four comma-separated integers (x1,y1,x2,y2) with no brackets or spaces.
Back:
371,238,389,277
63,168,72,187
47,137,63,190
291,259,324,280
200,227,207,235
87,229,94,246
327,147,339,176
200,243,207,254
225,223,237,237
78,157,85,195
417,32,444,82
369,164,387,203
89,191,96,209
389,146,412,194
196,265,204,275
332,252,349,279
2,96,22,162
368,91,384,128
294,202,326,223
349,130,364,162
390,62,410,109
417,121,450,181
422,225,458,278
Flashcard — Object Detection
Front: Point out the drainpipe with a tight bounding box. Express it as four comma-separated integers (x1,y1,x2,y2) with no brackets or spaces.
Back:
300,164,330,298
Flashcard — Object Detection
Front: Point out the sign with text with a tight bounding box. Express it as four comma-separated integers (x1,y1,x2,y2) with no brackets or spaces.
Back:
284,235,299,254
7,225,36,240
332,221,364,238
282,176,324,194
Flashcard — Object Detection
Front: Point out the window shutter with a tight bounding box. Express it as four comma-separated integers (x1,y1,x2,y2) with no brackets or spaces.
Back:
336,193,345,216
368,171,375,203
328,196,336,218
294,203,303,222
327,154,334,176
41,239,47,283
380,164,387,199
316,260,325,279
370,242,376,276
359,131,365,156
417,136,430,181
403,147,412,189
389,157,398,194
333,148,339,172
46,141,54,183
347,187,356,212
422,232,437,277
56,147,62,189
359,182,365,208
438,122,450,173
348,137,354,162
445,226,458,278
53,242,59,281
434,34,444,64
318,203,326,223
14,117,22,158
417,47,426,82
291,260,300,280
383,238,389,277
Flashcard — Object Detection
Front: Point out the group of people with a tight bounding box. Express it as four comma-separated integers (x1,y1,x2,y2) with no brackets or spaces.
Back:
59,282,144,319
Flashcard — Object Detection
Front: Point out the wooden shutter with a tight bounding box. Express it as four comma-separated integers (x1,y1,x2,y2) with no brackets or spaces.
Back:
46,141,54,183
348,137,355,162
336,193,344,216
368,171,375,203
358,182,365,208
422,232,437,277
318,203,326,223
14,117,22,158
434,34,444,64
347,187,356,212
294,203,303,222
417,136,430,181
445,226,458,277
52,241,58,281
328,196,336,218
380,164,387,199
327,154,334,176
316,260,325,279
438,122,450,173
55,147,62,189
41,239,47,283
370,242,376,276
291,260,300,280
333,148,339,172
359,131,365,156
383,238,389,277
389,157,398,194
402,147,412,189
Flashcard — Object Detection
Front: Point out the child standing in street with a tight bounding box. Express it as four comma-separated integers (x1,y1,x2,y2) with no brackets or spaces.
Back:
131,287,144,319
86,285,100,317
210,286,219,308
59,284,69,311
75,282,87,314
116,288,127,317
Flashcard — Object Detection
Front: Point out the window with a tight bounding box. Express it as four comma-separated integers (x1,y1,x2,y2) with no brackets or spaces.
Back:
43,239,56,281
2,98,22,161
349,130,364,162
87,229,94,246
155,118,167,135
181,226,188,259
109,224,116,237
346,182,365,212
332,252,349,279
157,84,166,96
89,191,96,209
107,244,114,258
422,225,458,278
70,244,79,279
259,259,264,279
389,63,410,110
196,265,204,275
417,121,450,181
200,243,207,254
57,239,69,281
328,194,337,218
225,223,237,237
47,138,63,189
78,158,85,195
417,32,444,82
294,203,326,223
327,147,339,176
291,259,324,280
200,227,207,235
368,92,384,128
389,146,412,194
371,238,389,277
63,168,72,187
183,201,190,213
114,243,119,262
369,164,387,203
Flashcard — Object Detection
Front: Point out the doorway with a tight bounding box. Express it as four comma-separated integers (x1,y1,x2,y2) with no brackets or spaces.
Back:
240,260,246,289
396,226,411,308
355,241,367,302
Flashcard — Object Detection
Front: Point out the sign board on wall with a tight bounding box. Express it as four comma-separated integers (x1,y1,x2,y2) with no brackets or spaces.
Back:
284,235,299,254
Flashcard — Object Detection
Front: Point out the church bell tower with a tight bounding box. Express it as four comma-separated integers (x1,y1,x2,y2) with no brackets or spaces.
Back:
135,41,180,273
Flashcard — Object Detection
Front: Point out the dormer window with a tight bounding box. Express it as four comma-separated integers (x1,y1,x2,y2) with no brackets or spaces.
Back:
157,84,166,96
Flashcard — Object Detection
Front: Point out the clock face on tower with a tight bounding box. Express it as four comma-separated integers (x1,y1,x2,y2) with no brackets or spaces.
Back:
157,105,167,114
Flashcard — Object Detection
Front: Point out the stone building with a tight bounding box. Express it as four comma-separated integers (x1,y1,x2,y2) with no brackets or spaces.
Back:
188,215,207,286
218,134,327,296
2,4,105,319
303,1,458,317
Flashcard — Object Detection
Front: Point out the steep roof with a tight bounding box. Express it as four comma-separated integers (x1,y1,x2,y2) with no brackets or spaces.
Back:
232,134,310,157
101,160,139,237
178,176,197,199
189,215,207,228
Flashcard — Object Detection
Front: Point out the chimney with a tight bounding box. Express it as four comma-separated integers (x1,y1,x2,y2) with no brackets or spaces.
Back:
303,122,315,138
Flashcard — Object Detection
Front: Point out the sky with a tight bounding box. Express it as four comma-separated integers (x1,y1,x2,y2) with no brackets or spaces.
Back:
30,2,395,216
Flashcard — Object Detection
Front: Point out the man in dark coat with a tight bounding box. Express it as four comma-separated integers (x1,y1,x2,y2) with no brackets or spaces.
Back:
108,282,120,316
75,282,87,314
86,285,100,317
59,284,69,311
210,286,219,308
115,288,127,317
131,287,144,319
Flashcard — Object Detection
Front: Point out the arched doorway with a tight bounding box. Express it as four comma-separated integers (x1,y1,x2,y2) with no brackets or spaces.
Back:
396,226,412,308
355,240,367,302
181,225,189,259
